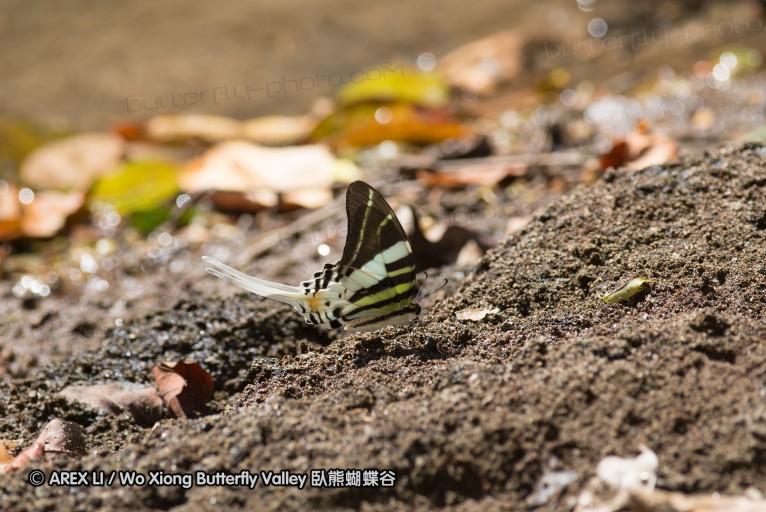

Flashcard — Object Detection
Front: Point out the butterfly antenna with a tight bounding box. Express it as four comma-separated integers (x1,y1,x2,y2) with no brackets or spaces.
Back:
414,272,430,304
425,277,449,300
415,273,448,304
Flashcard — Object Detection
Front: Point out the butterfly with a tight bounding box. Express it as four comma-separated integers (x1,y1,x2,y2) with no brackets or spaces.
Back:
202,181,421,332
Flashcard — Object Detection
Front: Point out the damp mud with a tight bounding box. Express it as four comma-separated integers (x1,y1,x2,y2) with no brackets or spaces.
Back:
2,143,765,510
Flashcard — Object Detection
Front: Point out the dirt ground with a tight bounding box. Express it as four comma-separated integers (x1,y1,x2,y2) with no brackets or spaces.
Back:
1,142,765,510
3,0,766,509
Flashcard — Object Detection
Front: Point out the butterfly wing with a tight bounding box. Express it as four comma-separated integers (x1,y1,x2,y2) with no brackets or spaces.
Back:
204,181,420,331
334,182,419,322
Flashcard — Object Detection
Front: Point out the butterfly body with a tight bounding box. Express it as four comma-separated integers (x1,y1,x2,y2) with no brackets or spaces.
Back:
203,181,420,332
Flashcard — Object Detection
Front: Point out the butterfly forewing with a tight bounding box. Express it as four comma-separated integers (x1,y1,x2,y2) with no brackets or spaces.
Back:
335,182,418,317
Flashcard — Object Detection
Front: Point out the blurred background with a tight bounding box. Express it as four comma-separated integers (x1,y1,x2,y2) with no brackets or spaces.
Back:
2,0,766,375
2,0,765,128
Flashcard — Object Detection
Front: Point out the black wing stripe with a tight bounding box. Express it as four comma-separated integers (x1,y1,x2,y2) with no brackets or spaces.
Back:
348,270,415,302
340,182,412,271
342,289,415,319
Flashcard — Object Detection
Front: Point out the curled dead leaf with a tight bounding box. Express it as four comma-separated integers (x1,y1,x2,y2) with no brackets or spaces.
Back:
599,121,678,171
37,418,87,459
180,141,336,210
152,361,214,418
21,190,85,238
0,185,84,240
1,418,86,473
58,382,164,427
242,115,316,145
1,442,45,474
20,133,124,190
145,114,243,143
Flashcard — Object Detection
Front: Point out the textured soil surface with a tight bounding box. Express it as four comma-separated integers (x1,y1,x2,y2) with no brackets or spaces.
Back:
2,143,766,510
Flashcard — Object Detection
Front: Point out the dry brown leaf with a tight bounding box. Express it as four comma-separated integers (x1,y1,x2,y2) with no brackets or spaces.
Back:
0,185,23,241
20,190,84,238
314,104,467,148
0,186,84,240
1,418,86,474
0,440,12,465
20,133,124,190
58,382,163,427
416,165,522,187
599,121,678,171
145,114,243,143
180,141,335,210
440,31,525,96
242,115,316,145
1,441,45,473
152,361,214,418
38,418,87,458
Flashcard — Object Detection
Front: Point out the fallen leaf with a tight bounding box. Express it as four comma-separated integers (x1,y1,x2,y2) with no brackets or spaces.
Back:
0,185,84,240
600,278,651,304
0,119,70,170
89,161,180,233
439,31,525,96
58,382,163,427
152,361,214,418
455,239,484,266
691,107,715,132
455,306,500,321
1,442,45,473
145,114,243,143
336,67,450,108
0,440,12,465
37,418,87,459
416,165,522,187
0,184,23,241
599,121,678,171
311,103,467,148
242,115,316,145
20,133,124,190
575,447,765,511
21,190,85,238
1,418,86,473
180,141,336,210
89,161,179,216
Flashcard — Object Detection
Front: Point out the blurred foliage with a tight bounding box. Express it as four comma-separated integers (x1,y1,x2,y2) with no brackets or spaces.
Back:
89,161,180,233
312,103,466,148
0,119,70,178
335,67,450,108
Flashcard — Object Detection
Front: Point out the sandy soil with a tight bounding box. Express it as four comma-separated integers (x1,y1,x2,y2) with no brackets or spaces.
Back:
1,143,765,510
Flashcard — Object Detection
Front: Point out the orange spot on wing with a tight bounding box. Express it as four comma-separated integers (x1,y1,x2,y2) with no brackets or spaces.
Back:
307,297,322,312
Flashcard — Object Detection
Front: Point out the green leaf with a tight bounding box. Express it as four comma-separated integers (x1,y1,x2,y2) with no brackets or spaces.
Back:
600,277,651,304
336,66,450,108
89,161,179,216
